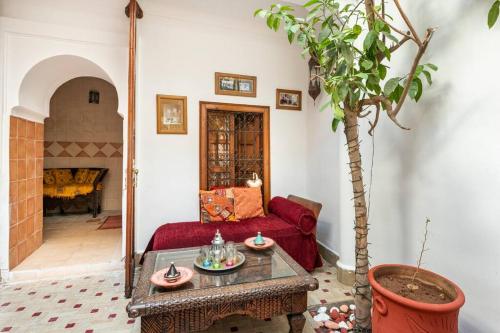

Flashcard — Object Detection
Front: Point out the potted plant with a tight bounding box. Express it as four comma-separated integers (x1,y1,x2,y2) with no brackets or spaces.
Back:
255,0,465,331
368,219,465,332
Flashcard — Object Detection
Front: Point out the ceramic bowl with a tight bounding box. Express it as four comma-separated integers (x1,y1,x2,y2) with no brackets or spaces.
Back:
244,237,275,250
150,266,193,288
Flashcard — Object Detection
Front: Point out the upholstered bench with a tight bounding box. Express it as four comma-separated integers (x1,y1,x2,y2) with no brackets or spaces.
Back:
43,168,108,218
142,195,323,272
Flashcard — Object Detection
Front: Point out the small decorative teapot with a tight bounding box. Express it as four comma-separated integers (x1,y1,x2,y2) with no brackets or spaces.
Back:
211,229,226,260
164,262,181,282
254,231,265,246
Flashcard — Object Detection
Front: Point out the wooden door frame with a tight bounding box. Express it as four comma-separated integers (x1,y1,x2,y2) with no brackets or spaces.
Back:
199,101,271,207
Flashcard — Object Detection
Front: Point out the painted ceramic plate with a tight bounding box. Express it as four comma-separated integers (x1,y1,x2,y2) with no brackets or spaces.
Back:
193,251,246,272
150,266,193,288
244,237,275,250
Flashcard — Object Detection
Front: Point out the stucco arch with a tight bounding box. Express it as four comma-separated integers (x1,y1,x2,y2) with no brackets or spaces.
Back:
13,55,123,122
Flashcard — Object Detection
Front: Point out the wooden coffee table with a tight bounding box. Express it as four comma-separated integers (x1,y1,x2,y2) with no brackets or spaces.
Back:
127,243,319,333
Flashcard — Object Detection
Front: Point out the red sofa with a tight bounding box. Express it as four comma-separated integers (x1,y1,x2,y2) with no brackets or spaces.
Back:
143,195,323,272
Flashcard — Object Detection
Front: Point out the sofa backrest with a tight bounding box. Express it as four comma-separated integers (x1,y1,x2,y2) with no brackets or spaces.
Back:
286,194,322,220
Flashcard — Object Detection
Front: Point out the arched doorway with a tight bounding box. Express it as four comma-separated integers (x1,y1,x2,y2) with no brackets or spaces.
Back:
7,55,126,279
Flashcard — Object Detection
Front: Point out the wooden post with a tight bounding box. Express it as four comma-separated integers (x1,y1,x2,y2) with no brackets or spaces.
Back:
125,0,142,298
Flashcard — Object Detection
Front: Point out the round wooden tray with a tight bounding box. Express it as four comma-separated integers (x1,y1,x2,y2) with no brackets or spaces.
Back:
244,237,275,250
150,267,194,288
193,251,246,272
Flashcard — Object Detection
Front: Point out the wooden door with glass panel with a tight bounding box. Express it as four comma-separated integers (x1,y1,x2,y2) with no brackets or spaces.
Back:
199,102,270,208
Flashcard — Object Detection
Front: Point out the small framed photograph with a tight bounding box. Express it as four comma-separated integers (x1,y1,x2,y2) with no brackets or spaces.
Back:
276,89,302,111
215,72,257,97
156,95,187,134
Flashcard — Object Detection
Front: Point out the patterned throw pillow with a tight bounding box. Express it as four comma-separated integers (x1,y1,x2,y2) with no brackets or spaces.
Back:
53,169,74,186
43,170,55,185
74,168,89,184
200,188,238,223
85,170,100,184
232,187,265,220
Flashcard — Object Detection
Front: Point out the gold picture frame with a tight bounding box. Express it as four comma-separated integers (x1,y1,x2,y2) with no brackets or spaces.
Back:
215,72,257,97
276,89,302,111
156,95,188,134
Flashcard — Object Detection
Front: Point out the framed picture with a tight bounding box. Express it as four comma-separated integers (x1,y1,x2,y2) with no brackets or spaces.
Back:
276,89,302,111
156,95,188,134
215,72,257,97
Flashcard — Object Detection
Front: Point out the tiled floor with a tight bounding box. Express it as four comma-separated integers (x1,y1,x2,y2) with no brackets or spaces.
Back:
0,260,353,332
9,213,122,282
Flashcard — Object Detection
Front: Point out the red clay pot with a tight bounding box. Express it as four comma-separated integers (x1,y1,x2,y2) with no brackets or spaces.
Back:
368,264,465,333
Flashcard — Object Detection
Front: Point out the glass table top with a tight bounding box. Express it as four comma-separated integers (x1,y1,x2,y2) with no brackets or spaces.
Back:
149,245,297,296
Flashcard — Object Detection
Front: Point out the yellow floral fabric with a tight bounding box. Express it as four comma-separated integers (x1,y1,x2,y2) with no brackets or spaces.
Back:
43,170,56,185
53,169,74,186
74,168,89,184
43,184,94,199
86,170,100,184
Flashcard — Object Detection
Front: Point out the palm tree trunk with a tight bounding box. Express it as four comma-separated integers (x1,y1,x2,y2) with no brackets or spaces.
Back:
343,106,372,330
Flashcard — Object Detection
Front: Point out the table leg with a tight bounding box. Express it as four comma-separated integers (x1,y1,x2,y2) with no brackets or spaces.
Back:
287,313,306,333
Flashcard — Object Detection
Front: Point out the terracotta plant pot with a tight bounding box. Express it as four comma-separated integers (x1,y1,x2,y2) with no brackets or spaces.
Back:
368,264,465,333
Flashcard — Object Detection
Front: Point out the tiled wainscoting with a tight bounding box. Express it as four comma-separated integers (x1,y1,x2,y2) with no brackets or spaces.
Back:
9,116,44,270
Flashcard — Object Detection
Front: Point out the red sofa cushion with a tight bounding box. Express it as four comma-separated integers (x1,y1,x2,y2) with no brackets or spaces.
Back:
143,214,322,272
268,196,317,235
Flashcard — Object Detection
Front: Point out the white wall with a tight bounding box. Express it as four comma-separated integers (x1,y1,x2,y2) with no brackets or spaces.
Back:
0,0,129,273
308,1,500,331
135,0,311,250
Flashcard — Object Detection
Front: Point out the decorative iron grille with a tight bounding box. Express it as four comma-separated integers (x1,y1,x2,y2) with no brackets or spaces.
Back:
206,111,264,189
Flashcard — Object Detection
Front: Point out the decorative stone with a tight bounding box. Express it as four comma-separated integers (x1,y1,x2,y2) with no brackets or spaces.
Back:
330,309,340,320
324,320,340,330
349,304,356,311
338,321,349,329
349,313,355,322
339,304,349,313
313,307,330,322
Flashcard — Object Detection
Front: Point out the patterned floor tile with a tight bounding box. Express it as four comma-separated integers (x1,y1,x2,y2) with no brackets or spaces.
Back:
1,259,352,332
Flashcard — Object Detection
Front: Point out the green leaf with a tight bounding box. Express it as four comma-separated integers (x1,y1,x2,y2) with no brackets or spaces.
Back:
361,59,373,70
338,84,349,101
266,14,274,29
303,0,319,8
319,28,330,42
254,9,266,18
319,101,330,112
290,24,300,33
376,39,386,52
422,70,432,85
355,73,369,80
409,79,419,99
425,63,438,71
374,19,386,33
382,31,398,43
414,78,423,102
272,16,281,31
352,24,362,35
334,105,345,119
384,77,400,96
488,1,500,28
363,31,377,50
332,118,341,132
378,65,387,80
287,30,295,43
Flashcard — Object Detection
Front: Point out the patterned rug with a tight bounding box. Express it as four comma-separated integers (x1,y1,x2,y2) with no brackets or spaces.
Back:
98,215,122,230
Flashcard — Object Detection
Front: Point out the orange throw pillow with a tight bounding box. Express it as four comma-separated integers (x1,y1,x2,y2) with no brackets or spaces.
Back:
232,187,265,220
200,189,237,223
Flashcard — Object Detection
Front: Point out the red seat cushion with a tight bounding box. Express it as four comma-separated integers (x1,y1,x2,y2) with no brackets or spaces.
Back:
144,214,322,272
